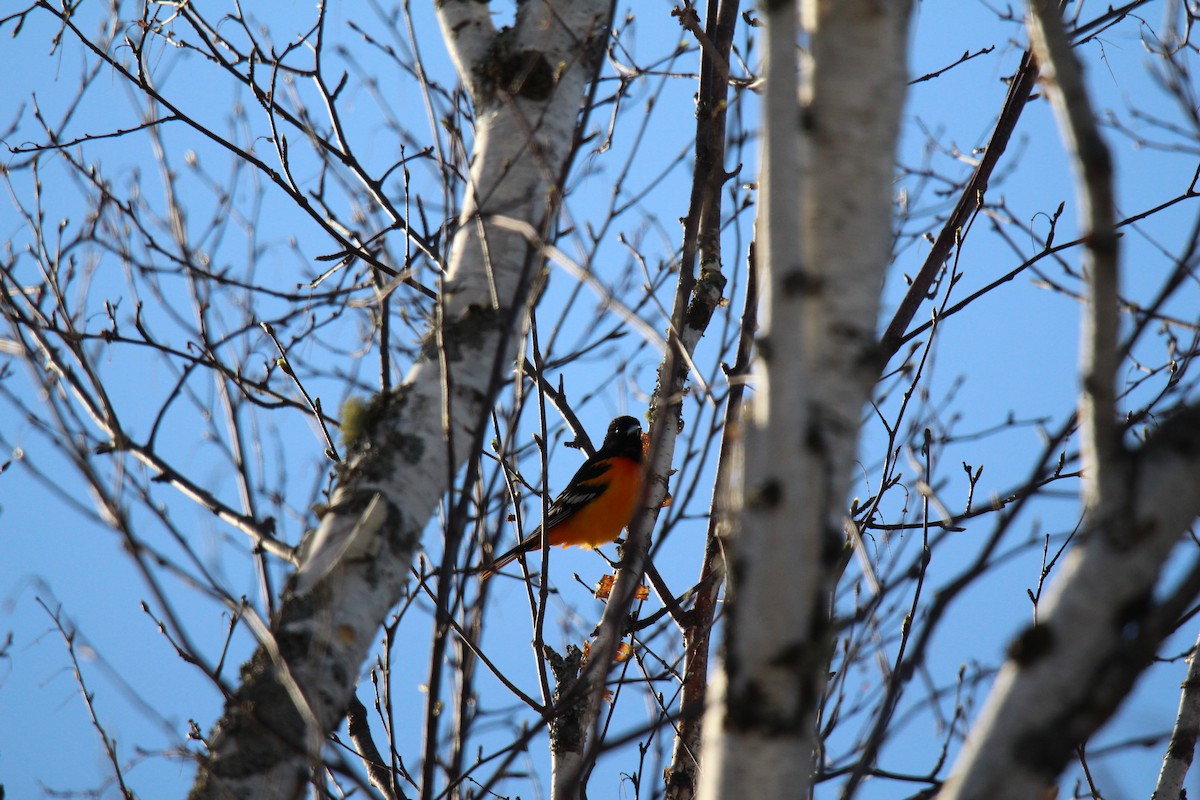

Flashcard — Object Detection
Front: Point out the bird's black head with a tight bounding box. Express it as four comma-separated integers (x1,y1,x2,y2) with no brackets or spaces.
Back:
602,415,644,460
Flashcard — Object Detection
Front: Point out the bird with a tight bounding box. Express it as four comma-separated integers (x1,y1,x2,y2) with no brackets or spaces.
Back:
480,415,647,580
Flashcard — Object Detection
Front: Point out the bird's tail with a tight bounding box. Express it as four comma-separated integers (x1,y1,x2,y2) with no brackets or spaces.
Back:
478,528,542,580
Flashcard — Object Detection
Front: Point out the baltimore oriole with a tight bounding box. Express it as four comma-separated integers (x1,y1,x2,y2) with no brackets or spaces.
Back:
480,415,646,579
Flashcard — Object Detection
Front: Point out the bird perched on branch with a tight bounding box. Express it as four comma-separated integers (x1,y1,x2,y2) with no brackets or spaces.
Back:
480,415,647,580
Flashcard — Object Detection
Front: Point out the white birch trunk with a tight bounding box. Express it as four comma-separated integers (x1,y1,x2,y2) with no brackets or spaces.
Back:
1153,627,1200,799
937,411,1200,800
189,2,613,797
698,1,911,797
939,3,1200,797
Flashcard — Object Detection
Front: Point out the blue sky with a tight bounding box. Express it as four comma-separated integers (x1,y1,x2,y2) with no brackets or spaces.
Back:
2,1,1199,798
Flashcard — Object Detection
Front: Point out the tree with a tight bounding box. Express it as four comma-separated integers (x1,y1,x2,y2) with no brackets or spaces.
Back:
3,1,1200,799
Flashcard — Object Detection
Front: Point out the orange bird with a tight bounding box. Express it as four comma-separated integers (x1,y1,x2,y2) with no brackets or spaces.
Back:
481,416,646,579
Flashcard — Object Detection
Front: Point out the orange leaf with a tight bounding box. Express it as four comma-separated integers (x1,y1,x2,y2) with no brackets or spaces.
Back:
594,573,616,599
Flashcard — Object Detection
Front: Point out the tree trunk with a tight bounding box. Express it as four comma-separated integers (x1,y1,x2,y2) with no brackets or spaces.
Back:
188,2,614,797
698,1,912,797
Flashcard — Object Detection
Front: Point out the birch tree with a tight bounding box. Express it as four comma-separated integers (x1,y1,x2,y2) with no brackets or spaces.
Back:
698,1,912,797
181,1,622,796
5,1,1200,800
939,3,1200,797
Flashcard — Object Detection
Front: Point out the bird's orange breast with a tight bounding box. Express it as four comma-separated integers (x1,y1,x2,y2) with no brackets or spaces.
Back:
545,457,644,549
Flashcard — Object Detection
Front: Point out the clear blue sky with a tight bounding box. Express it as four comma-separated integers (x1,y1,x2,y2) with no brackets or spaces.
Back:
2,1,1198,798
